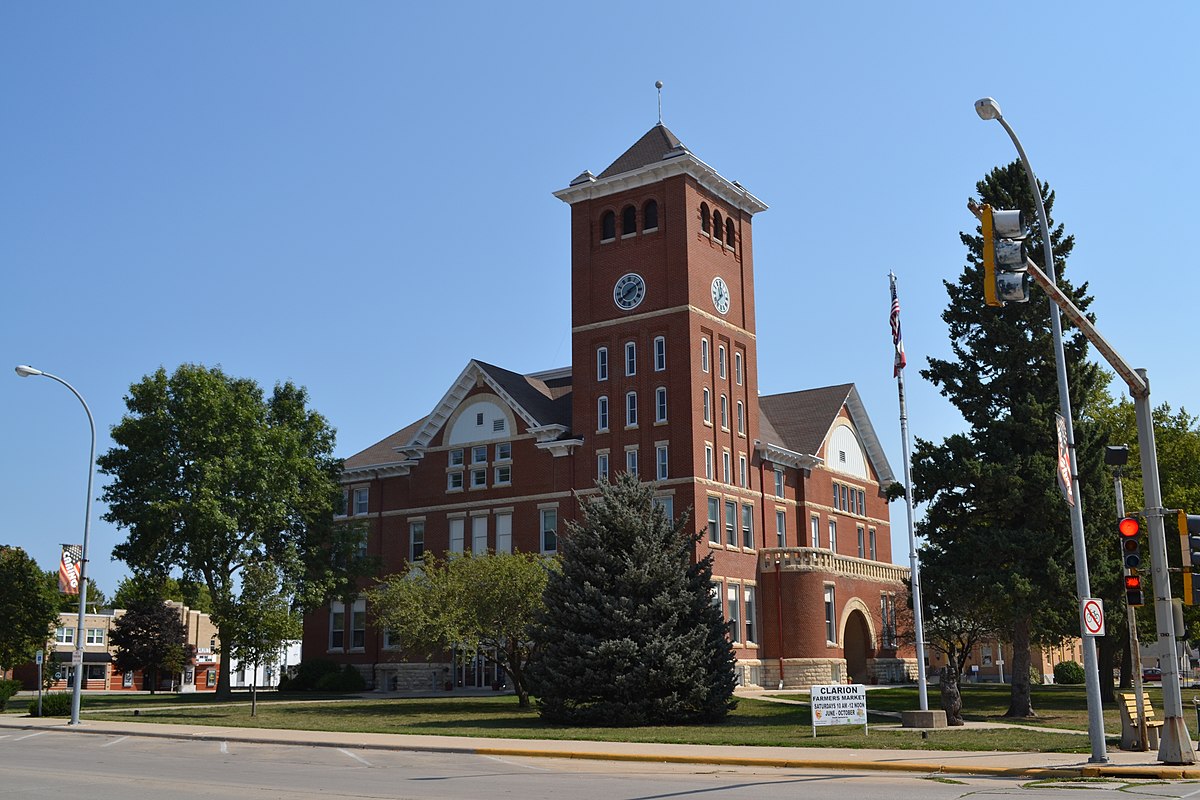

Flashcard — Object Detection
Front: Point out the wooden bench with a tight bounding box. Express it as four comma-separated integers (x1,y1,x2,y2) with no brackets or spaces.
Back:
1119,692,1164,750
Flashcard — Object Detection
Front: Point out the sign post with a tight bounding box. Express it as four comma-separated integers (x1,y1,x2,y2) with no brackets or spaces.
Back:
35,650,43,717
810,684,868,738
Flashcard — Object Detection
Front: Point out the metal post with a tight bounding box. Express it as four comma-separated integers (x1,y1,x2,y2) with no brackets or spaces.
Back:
1115,470,1149,750
976,101,1108,764
895,335,929,711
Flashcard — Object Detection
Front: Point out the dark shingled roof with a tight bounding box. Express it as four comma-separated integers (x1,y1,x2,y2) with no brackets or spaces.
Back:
758,384,855,457
597,124,686,179
344,416,427,470
475,361,573,431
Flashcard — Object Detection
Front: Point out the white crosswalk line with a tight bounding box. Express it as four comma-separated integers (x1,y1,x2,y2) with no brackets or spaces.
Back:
100,736,129,748
338,748,372,766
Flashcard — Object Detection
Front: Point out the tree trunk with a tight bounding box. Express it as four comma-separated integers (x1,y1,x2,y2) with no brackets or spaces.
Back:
215,622,233,700
1005,616,1035,718
939,663,964,726
1097,630,1116,704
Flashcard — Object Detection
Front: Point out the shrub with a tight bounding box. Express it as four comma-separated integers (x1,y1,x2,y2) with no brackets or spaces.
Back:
0,679,21,711
315,664,366,692
277,659,340,692
1053,660,1085,685
29,691,73,717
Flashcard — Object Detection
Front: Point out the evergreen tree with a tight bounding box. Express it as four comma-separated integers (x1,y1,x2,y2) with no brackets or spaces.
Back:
530,474,737,726
913,162,1114,718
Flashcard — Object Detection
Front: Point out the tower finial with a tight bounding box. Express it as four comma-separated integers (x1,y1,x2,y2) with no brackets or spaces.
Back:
655,80,663,125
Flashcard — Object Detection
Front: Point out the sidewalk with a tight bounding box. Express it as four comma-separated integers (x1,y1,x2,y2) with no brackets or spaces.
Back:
2,712,1196,780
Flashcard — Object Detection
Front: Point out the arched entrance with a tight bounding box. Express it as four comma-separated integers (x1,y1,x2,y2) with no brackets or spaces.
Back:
843,609,872,684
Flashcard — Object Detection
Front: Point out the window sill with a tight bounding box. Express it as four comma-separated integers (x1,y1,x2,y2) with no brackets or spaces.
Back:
469,485,488,491
643,226,658,234
596,428,610,434
621,232,636,240
494,481,512,488
624,424,638,431
600,237,615,245
654,419,668,426
446,486,463,493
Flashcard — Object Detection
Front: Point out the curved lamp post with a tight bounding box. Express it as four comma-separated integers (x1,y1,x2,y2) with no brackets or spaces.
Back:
15,365,95,727
972,98,1108,764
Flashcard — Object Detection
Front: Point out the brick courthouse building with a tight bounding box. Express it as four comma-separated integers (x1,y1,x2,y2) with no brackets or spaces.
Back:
302,124,915,690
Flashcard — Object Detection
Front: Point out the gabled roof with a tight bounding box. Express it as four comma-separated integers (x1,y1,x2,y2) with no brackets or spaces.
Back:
597,123,687,179
759,384,895,486
344,417,428,472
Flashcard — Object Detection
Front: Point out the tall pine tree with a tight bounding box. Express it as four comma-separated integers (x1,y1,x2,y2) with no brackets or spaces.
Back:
530,474,737,725
914,162,1114,718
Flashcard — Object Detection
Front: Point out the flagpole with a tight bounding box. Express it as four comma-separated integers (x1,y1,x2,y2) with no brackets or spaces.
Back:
890,272,929,712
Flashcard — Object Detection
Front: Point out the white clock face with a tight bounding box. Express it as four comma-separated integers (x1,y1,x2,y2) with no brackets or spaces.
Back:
613,273,646,310
711,276,731,315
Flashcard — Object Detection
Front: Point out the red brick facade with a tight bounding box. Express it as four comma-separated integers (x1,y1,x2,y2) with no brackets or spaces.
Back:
303,125,914,690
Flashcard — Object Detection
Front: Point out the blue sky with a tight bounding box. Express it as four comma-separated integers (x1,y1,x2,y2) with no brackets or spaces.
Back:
3,3,1196,597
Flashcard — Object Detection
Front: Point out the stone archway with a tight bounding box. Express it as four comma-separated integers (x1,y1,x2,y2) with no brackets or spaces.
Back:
843,609,873,684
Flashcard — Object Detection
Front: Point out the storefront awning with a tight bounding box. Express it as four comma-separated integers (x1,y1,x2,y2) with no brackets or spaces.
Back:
50,651,112,663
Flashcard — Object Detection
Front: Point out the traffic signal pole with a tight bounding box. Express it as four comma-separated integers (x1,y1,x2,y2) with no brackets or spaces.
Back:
967,191,1196,763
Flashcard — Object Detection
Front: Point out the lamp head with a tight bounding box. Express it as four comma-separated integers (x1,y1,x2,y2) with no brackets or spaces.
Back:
975,97,1002,121
14,365,43,378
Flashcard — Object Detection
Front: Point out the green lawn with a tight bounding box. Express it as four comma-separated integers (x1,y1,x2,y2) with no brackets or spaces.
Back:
16,684,1198,754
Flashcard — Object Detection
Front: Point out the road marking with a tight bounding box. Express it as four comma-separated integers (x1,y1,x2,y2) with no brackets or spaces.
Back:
100,736,129,748
219,741,228,754
481,754,550,771
14,732,46,741
338,748,372,767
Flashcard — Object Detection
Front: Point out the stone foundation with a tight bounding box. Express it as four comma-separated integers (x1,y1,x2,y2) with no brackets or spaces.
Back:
373,662,453,692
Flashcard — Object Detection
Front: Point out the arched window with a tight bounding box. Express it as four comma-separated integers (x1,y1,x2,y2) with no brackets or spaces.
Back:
713,210,724,243
622,205,637,237
701,338,710,372
725,218,735,249
601,210,616,241
703,388,711,423
700,203,711,235
643,199,658,231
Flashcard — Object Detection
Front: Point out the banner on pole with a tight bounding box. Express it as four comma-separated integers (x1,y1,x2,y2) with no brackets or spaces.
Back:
59,544,83,594
1055,413,1075,507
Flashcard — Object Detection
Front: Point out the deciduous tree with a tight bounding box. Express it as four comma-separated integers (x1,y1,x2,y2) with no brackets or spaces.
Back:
223,561,300,716
0,547,59,672
108,584,188,693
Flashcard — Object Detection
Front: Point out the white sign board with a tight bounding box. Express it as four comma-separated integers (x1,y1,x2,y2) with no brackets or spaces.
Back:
810,684,868,736
35,651,43,665
1082,597,1105,637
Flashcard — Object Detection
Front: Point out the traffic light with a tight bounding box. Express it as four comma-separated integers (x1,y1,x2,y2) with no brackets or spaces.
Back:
1179,511,1200,605
1118,516,1142,569
1125,574,1145,607
980,203,1032,307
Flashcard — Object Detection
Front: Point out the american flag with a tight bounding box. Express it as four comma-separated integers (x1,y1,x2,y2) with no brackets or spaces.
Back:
890,276,906,377
59,544,83,594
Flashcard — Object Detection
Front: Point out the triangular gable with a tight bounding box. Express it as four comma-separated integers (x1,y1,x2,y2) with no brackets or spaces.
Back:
828,386,896,487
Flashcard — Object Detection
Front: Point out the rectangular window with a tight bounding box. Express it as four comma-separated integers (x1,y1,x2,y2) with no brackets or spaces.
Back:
656,444,669,480
655,387,667,423
776,510,786,548
828,519,838,552
353,487,369,516
449,518,465,553
774,468,785,498
541,508,558,553
744,586,756,644
86,628,105,646
495,512,512,554
869,528,877,560
881,594,896,648
597,452,609,481
741,503,753,548
824,586,836,643
704,445,713,480
701,338,710,372
625,342,636,376
355,528,368,560
840,484,848,512
707,497,720,543
472,446,487,464
496,442,511,461
626,448,638,476
722,451,731,484
597,396,609,431
597,346,608,381
410,521,425,561
472,515,488,554
329,602,345,650
718,345,727,379
739,455,747,488
494,464,511,484
653,496,674,521
56,627,74,644
447,471,463,490
811,515,821,548
654,336,666,371
351,599,366,649
449,449,464,467
857,489,865,516
727,586,740,642
857,526,865,558
725,500,737,546
735,352,743,385
626,392,637,426
471,468,487,488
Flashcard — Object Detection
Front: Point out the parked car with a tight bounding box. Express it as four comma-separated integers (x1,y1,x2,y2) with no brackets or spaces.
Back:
1142,667,1162,681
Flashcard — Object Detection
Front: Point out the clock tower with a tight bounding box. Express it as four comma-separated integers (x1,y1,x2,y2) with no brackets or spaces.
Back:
554,125,768,557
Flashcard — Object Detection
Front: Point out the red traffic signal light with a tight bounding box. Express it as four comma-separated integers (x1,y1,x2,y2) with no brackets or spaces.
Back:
1125,573,1145,607
1118,517,1142,569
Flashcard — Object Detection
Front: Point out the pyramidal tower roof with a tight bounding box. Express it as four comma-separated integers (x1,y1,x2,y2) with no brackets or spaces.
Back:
597,123,687,179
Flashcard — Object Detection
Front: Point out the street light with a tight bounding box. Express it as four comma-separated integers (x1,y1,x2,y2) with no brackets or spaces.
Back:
15,364,95,727
973,98,1109,765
